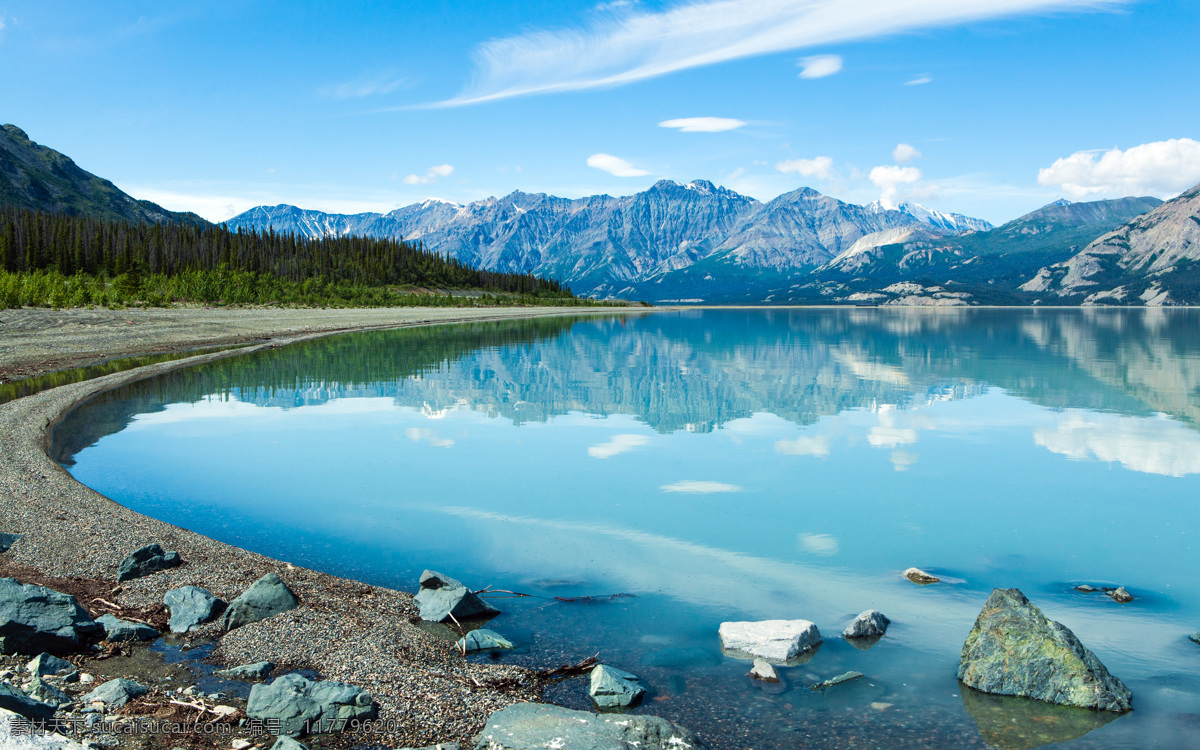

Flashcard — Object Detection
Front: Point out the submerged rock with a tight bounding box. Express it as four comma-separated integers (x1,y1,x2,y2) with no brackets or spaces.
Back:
811,671,864,690
748,658,780,683
843,610,890,639
0,533,21,554
215,661,274,680
719,619,822,662
0,578,101,655
96,614,158,643
1073,584,1098,593
82,678,148,708
456,628,513,653
164,586,225,633
1190,632,1199,646
1107,587,1134,603
961,686,1122,750
0,683,56,723
247,673,376,737
116,544,182,582
413,571,499,623
27,653,75,679
588,664,645,709
957,588,1131,712
904,567,940,584
223,573,299,631
471,703,708,750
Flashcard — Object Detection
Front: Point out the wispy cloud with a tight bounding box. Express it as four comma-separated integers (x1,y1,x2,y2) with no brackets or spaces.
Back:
588,433,650,458
658,116,746,132
797,54,842,79
892,143,922,164
435,0,1128,106
320,72,413,100
1036,138,1200,199
587,153,649,177
905,74,933,86
776,156,834,179
403,164,454,185
661,480,742,493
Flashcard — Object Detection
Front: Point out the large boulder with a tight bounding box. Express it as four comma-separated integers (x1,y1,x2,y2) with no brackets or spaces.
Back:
116,544,182,582
718,619,822,662
471,703,708,750
96,614,158,643
588,664,645,709
843,610,890,639
164,586,225,633
456,629,513,653
0,683,56,723
81,678,148,709
957,588,1131,712
247,673,375,737
413,571,498,623
223,573,299,631
0,578,101,655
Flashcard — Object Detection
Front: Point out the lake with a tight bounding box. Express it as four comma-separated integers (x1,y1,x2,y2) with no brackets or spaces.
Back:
55,308,1200,749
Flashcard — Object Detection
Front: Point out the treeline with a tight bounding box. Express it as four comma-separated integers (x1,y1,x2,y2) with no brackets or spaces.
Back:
0,207,582,308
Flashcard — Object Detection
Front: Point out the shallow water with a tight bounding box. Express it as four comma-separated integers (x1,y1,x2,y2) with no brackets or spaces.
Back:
55,309,1200,749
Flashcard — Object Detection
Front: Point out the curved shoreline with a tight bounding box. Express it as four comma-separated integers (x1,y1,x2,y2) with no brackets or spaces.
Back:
0,306,634,748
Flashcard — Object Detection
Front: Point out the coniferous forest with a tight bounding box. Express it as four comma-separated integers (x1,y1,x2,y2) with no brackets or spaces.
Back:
0,207,598,309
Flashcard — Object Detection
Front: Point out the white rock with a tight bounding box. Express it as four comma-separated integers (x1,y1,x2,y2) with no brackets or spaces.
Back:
0,708,89,749
231,740,253,750
78,674,94,685
748,659,780,682
719,619,822,661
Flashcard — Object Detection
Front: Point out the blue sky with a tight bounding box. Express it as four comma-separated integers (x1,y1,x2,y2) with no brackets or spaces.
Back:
1,0,1197,224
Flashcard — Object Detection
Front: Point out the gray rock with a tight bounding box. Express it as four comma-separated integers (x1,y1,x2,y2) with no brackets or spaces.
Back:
247,673,375,737
1107,587,1134,603
588,664,645,709
0,532,20,553
223,573,299,631
471,703,708,750
958,588,1131,712
272,739,309,750
95,614,158,643
748,659,779,683
718,619,822,662
413,571,499,623
843,610,890,639
0,578,101,655
0,682,56,723
1073,584,1098,593
1190,632,1199,646
116,544,182,582
163,586,224,633
215,661,274,680
811,671,864,690
82,678,148,708
456,629,514,653
27,653,75,678
25,678,71,707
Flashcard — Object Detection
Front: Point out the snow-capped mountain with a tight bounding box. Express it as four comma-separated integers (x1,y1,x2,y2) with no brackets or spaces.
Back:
867,200,994,233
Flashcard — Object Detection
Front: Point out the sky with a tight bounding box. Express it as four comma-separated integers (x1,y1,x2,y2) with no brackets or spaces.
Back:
1,0,1198,224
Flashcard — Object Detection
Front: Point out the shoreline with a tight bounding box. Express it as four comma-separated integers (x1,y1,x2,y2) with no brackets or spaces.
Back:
0,305,639,748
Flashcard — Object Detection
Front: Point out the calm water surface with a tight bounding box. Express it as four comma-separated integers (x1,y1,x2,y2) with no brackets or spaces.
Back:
56,309,1200,749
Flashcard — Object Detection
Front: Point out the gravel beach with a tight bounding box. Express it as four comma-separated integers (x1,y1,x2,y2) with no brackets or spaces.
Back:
0,305,630,748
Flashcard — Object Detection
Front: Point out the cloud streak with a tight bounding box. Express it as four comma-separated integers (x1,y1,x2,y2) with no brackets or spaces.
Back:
798,54,843,79
403,164,454,185
587,153,649,177
658,117,746,132
436,0,1128,106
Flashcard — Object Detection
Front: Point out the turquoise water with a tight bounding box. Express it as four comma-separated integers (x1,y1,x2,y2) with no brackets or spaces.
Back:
56,309,1200,749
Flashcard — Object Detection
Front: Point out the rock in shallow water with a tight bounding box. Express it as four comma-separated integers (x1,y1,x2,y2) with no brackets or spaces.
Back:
748,659,779,683
843,610,890,639
223,573,299,631
471,703,708,750
116,543,182,582
247,673,375,737
811,671,864,690
456,628,513,653
413,571,499,623
957,588,1131,712
215,661,274,680
0,578,101,655
588,664,645,708
96,614,158,643
904,567,940,584
719,619,822,662
1191,632,1200,645
164,586,225,633
1106,586,1134,603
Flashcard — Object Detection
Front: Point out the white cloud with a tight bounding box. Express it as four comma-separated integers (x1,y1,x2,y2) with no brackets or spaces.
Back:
776,156,834,179
405,427,454,448
587,153,649,177
893,143,922,164
320,73,412,99
774,435,830,457
869,164,922,208
588,433,649,458
658,117,746,133
905,75,932,86
867,425,918,448
403,164,455,185
798,54,843,79
436,0,1125,106
891,450,918,471
798,533,839,556
1034,412,1200,477
661,480,742,494
1036,138,1200,199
